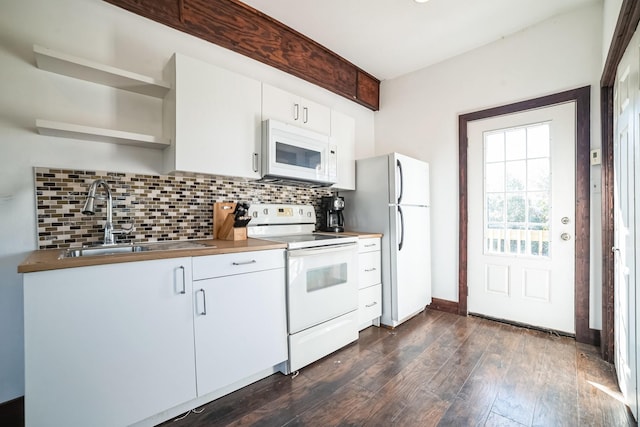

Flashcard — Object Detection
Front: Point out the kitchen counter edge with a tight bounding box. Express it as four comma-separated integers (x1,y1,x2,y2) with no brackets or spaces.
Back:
18,233,383,274
17,238,287,274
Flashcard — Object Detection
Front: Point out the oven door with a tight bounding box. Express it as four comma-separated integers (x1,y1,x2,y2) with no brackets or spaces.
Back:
287,243,358,334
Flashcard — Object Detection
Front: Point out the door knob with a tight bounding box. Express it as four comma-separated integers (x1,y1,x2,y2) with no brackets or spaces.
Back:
561,233,571,241
561,217,570,225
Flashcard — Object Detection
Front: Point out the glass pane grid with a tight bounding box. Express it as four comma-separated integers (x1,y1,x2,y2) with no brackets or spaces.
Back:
483,122,551,258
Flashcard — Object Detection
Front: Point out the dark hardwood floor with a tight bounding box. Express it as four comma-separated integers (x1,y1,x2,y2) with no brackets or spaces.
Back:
161,310,636,427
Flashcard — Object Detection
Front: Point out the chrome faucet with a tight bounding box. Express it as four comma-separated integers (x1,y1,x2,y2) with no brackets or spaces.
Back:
82,179,132,245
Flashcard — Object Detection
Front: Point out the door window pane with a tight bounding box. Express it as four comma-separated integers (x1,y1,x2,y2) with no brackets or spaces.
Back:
486,194,505,222
485,163,505,192
506,160,526,191
483,122,551,257
527,159,550,191
485,132,505,162
505,129,526,160
528,191,550,225
527,125,550,158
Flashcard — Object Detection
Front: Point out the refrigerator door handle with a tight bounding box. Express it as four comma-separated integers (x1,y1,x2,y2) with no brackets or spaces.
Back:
396,159,403,204
398,205,405,251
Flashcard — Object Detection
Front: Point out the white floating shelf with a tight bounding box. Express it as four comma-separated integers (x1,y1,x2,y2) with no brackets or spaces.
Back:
34,45,170,98
36,119,170,149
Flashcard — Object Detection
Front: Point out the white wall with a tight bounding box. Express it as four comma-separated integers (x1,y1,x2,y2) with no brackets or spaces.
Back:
0,0,375,403
375,2,604,327
603,0,624,67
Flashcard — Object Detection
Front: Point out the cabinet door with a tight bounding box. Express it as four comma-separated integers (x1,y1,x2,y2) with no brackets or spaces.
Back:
359,250,381,289
301,96,331,134
194,267,287,396
166,53,262,178
23,259,196,427
331,110,356,190
262,83,330,134
358,284,382,329
262,83,300,126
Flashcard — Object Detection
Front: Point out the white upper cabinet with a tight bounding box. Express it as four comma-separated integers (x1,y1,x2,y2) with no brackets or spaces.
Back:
163,53,262,179
330,110,356,190
262,83,331,135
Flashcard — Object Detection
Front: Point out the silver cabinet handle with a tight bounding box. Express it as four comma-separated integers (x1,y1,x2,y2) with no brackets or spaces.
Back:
364,267,377,272
198,289,207,316
561,233,571,241
365,301,378,308
294,103,300,121
232,260,257,266
252,152,259,172
364,243,376,248
303,106,308,123
178,266,186,295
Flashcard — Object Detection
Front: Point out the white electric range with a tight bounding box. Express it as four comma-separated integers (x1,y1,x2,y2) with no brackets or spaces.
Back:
247,203,359,374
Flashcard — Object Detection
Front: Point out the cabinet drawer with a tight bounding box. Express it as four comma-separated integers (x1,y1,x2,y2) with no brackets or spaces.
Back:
358,238,380,253
192,249,285,280
358,284,381,325
359,250,381,289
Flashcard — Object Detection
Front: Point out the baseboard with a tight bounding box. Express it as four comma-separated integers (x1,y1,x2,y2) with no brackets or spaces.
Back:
0,396,24,427
428,298,459,314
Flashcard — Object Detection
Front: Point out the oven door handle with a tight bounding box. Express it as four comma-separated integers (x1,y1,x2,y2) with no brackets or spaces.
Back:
288,243,356,257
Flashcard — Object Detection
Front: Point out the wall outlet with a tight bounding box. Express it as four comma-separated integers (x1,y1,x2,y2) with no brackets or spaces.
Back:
590,148,601,165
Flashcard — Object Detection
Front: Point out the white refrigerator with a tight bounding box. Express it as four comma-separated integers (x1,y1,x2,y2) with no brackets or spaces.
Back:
343,152,431,327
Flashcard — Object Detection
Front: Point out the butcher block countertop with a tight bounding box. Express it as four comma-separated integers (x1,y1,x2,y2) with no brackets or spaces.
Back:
18,232,382,274
17,238,286,274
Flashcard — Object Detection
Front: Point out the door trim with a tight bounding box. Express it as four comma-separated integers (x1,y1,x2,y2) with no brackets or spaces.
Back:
600,0,640,362
458,86,596,345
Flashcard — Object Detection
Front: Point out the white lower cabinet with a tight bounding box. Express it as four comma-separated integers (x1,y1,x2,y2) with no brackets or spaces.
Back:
358,237,382,330
192,250,287,396
23,258,196,427
23,249,288,426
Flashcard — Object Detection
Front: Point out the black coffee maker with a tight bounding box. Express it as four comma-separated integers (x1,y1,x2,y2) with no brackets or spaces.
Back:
320,195,345,232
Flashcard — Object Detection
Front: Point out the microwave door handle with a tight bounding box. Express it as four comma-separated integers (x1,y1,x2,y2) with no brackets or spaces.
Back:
396,159,403,204
398,206,405,251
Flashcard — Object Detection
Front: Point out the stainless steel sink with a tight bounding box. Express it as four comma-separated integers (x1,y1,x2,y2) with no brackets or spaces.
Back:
61,240,213,258
63,244,148,258
140,241,211,251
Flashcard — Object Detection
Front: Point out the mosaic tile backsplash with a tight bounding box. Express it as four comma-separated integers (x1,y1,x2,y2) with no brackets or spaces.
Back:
35,167,334,249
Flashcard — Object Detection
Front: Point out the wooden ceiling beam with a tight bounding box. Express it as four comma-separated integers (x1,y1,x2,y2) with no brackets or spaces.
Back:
103,0,380,110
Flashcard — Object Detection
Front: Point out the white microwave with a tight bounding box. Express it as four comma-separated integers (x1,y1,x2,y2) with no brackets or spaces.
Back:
261,119,337,186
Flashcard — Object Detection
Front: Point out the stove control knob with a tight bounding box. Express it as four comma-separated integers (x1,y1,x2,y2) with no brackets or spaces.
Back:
307,211,312,217
263,208,268,214
299,208,303,215
252,211,258,218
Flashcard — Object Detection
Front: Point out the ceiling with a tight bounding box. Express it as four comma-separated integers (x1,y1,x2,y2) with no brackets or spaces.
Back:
241,0,599,81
